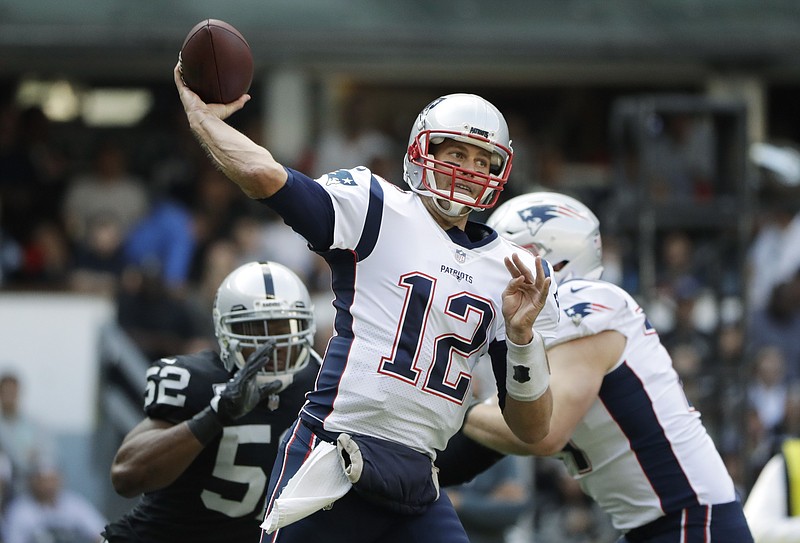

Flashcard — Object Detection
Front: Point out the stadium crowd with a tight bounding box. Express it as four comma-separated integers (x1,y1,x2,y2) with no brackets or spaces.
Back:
1,82,799,542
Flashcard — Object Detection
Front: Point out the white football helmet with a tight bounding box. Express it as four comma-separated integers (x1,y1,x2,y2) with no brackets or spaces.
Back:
487,192,604,283
213,261,315,389
403,93,513,217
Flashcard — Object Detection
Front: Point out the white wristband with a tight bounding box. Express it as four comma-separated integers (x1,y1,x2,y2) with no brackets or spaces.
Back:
505,331,550,402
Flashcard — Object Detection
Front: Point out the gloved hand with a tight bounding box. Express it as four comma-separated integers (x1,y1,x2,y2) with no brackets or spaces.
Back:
211,340,281,422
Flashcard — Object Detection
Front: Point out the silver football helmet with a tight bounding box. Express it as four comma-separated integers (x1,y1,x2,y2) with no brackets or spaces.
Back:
403,94,513,217
213,261,315,389
487,192,604,283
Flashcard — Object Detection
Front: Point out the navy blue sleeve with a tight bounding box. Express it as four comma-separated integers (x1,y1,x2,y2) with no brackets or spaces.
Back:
488,339,509,410
436,427,507,487
257,167,335,251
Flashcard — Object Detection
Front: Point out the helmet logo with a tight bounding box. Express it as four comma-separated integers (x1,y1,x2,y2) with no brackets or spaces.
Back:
564,301,611,325
518,204,583,236
422,96,445,115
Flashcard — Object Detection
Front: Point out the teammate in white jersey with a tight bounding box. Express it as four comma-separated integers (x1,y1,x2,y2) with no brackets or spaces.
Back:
457,192,753,542
744,436,800,542
174,65,560,543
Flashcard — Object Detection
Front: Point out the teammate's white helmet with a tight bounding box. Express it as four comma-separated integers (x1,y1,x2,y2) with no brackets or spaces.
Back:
213,261,315,385
403,93,513,217
487,192,604,282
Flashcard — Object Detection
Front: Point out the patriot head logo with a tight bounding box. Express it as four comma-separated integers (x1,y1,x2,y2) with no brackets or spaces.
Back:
422,96,446,116
326,169,357,186
564,301,611,325
517,204,584,237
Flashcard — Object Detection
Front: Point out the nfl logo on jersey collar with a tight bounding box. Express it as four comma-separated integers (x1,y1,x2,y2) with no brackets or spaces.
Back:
454,248,466,263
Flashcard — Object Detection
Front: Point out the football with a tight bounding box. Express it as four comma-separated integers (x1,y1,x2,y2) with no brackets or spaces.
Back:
179,19,253,104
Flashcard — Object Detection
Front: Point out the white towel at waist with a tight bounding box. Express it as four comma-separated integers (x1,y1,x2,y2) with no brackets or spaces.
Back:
262,440,352,534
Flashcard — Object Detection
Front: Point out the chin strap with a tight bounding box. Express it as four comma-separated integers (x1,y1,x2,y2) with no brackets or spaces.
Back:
432,197,471,218
225,339,241,369
424,169,476,218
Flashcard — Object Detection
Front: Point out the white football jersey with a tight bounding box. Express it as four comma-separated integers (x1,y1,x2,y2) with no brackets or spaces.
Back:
552,278,735,531
296,167,560,456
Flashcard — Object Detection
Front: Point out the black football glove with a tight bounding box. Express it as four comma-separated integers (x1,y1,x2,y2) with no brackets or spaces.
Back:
211,340,282,422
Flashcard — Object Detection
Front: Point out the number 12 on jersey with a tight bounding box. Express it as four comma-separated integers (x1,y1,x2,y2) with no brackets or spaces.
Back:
378,272,495,404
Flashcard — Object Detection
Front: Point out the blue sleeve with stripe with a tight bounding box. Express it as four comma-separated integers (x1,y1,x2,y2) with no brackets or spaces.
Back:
257,167,335,251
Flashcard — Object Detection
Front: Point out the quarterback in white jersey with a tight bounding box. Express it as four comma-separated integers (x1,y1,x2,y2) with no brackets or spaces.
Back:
460,192,753,542
297,166,559,455
175,72,559,543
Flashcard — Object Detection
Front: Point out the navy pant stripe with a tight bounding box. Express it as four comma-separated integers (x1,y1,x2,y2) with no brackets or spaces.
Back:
619,501,752,542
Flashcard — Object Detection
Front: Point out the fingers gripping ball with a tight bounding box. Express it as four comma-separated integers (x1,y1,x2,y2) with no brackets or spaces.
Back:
179,19,254,104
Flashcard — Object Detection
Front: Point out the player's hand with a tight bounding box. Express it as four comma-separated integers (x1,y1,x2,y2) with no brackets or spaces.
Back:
211,340,280,422
174,61,249,121
502,254,551,345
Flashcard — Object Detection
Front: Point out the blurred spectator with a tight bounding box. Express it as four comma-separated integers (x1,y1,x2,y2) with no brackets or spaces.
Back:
67,215,126,297
512,138,587,206
308,92,396,180
61,141,148,250
447,456,530,543
746,190,800,313
659,276,716,386
122,191,196,295
0,105,68,244
745,346,800,476
116,265,211,361
0,372,55,499
185,239,241,343
718,322,747,371
534,141,571,194
649,231,716,336
15,106,69,217
746,272,800,381
715,322,751,490
187,166,255,282
136,97,208,207
495,113,539,202
3,459,106,543
228,215,268,266
639,112,716,203
657,231,708,291
0,223,23,287
19,220,71,288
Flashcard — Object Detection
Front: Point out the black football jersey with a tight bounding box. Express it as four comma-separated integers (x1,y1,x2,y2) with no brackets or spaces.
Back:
103,349,319,543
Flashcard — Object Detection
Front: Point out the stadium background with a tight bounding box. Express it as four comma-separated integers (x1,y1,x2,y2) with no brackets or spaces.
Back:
2,0,800,539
